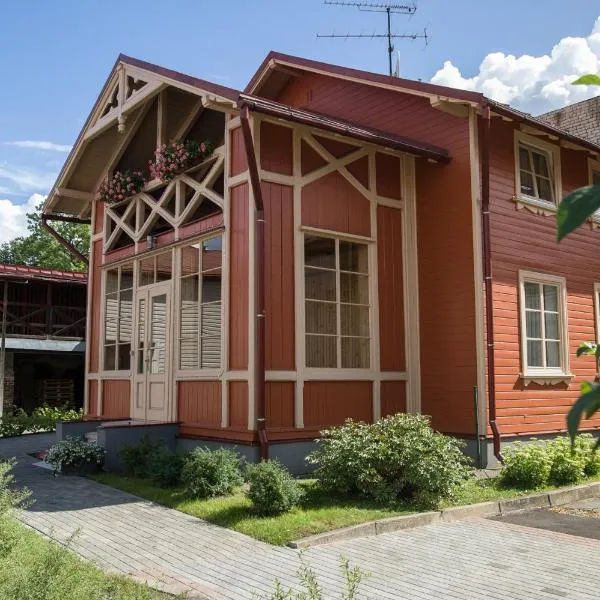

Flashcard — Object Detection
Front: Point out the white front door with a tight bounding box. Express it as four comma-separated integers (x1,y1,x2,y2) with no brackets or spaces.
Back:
132,282,172,422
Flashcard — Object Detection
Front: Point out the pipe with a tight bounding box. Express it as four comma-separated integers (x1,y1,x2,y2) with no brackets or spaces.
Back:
239,105,268,460
480,103,503,464
41,214,89,266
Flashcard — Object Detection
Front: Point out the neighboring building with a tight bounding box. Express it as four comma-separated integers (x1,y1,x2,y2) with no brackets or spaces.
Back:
538,96,600,146
42,52,600,470
0,264,87,415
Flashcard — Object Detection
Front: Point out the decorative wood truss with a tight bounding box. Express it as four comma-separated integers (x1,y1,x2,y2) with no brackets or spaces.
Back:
104,147,225,250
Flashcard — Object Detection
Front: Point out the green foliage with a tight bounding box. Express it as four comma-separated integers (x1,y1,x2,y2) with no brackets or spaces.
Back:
246,460,304,516
45,437,106,471
0,405,82,438
0,199,89,271
501,441,552,489
120,436,185,487
181,447,243,499
501,434,600,489
0,517,169,599
573,74,600,86
307,414,471,507
0,459,31,519
258,556,366,600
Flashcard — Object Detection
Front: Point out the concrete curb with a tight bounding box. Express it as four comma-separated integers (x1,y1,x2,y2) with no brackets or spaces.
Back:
288,480,600,549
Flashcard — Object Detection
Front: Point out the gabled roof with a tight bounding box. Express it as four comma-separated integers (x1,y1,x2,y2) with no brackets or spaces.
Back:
537,95,600,146
0,263,87,284
238,93,450,163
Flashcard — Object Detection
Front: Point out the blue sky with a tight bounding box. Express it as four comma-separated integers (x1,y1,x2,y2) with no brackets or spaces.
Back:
0,1,599,241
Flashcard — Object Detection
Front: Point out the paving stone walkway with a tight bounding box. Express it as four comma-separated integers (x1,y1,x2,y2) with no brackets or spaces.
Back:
2,433,600,599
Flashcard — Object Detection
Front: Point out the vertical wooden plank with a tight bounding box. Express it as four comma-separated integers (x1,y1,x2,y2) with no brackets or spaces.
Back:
228,381,249,429
380,381,407,416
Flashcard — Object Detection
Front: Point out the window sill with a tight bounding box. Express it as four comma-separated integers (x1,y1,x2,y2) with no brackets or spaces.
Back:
520,372,573,386
514,196,557,216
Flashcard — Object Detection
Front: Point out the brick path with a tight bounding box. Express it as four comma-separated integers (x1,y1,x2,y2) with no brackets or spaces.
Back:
2,433,600,599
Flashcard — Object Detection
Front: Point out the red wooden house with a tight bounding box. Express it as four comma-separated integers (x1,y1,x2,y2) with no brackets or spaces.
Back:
43,52,600,469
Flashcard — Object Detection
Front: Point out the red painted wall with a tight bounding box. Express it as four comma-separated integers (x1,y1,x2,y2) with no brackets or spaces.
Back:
102,380,130,418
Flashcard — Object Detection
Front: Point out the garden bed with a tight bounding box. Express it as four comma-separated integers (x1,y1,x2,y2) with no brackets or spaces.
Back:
90,472,600,546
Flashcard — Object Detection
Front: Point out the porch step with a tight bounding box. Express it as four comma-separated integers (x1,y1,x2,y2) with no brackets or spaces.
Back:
84,431,98,443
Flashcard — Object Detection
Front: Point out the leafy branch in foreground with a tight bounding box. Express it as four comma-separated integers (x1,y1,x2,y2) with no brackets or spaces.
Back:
556,73,600,440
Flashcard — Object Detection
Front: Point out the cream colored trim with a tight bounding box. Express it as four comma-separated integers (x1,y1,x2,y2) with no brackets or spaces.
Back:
300,225,374,244
514,130,562,214
266,371,297,381
401,154,421,413
87,373,100,380
518,270,571,384
259,171,295,186
84,203,96,414
225,370,249,381
369,151,381,421
469,108,487,435
380,371,408,381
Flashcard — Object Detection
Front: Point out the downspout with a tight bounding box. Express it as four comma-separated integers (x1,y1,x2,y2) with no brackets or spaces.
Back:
480,103,503,464
239,104,268,460
41,214,90,266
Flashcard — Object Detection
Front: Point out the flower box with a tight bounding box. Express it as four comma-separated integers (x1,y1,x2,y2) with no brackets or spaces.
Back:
149,139,213,182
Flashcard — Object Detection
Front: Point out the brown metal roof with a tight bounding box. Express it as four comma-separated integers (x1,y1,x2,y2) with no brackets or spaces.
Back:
0,264,87,284
238,93,451,164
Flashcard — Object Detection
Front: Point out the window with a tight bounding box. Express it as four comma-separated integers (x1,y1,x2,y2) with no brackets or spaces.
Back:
139,252,172,286
519,272,569,381
518,143,554,203
304,235,370,369
178,236,223,369
104,263,134,371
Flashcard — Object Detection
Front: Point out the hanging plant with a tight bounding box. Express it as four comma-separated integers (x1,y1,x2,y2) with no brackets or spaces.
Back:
98,169,147,204
149,139,214,182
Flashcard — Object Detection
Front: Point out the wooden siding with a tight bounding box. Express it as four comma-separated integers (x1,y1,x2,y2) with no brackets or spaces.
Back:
377,205,405,371
230,127,247,177
263,182,295,370
228,381,248,429
303,381,372,427
178,380,221,428
102,380,130,418
266,382,295,428
89,239,103,373
260,121,293,174
489,119,600,435
276,72,477,434
301,171,370,236
229,183,249,369
88,379,98,417
376,153,401,199
380,381,407,416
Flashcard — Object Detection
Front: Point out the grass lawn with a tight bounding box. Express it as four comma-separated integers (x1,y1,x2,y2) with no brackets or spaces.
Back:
0,516,170,599
91,471,600,546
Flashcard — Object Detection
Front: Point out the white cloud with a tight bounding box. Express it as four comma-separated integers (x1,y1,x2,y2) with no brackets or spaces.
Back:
0,165,56,194
4,141,72,152
431,16,600,114
0,193,44,244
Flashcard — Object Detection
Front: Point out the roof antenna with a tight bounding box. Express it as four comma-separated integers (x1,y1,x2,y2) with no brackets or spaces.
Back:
318,1,428,76
393,49,401,77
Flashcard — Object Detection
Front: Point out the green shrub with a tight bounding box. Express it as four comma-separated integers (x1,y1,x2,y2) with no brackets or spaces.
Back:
501,441,552,489
573,433,600,476
144,446,185,488
246,460,304,516
45,437,106,472
307,414,471,506
120,436,161,478
181,448,243,499
548,437,586,485
0,405,82,438
0,459,30,518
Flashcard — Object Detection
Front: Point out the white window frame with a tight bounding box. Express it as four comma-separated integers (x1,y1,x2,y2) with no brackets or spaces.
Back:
514,131,561,215
302,230,373,374
518,270,571,385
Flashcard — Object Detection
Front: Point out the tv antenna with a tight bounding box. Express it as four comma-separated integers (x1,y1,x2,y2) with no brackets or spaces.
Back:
318,1,428,76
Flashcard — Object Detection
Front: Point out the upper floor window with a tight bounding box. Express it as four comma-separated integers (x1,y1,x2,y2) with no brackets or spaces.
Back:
515,132,561,212
178,235,223,370
589,158,600,187
104,263,134,371
519,271,570,383
304,235,370,369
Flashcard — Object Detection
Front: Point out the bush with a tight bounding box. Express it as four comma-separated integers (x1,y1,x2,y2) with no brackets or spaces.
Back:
45,437,106,472
307,414,471,506
246,460,304,516
0,405,82,438
0,459,30,518
181,448,243,499
120,436,161,478
548,437,586,485
501,441,552,489
144,446,184,488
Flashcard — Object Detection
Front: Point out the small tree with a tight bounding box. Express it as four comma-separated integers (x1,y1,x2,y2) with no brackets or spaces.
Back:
556,74,600,442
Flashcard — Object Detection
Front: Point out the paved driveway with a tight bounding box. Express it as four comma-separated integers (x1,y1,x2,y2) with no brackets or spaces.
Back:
2,433,600,599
